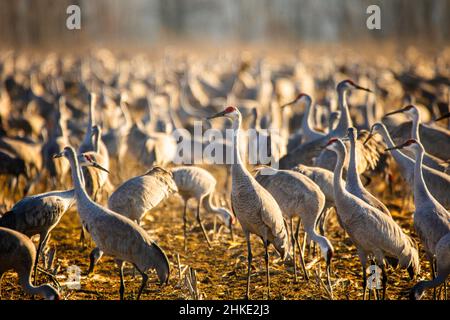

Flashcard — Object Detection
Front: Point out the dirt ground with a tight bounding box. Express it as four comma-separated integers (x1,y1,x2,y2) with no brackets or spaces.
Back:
0,166,443,301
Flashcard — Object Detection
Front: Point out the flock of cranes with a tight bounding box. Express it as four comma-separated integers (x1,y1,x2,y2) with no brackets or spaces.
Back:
0,49,449,300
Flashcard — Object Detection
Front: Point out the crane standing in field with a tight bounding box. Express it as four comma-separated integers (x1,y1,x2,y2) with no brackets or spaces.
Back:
365,123,450,210
0,227,60,300
87,166,177,275
384,105,448,172
0,153,109,283
386,139,450,300
171,166,235,250
325,138,419,300
207,106,290,300
254,166,333,291
346,127,391,216
54,146,170,300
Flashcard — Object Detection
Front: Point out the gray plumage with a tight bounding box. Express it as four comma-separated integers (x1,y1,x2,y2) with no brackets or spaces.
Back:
368,123,450,209
57,146,170,300
388,140,450,299
279,80,372,169
207,106,289,299
254,166,333,287
327,138,420,300
346,127,390,216
0,227,59,300
410,232,450,300
108,166,177,224
171,166,234,249
384,105,448,172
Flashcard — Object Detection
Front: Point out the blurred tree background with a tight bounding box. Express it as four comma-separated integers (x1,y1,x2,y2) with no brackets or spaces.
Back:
0,0,449,48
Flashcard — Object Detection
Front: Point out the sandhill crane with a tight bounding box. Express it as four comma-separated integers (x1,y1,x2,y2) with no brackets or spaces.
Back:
82,125,111,200
207,106,289,299
0,227,59,300
281,93,326,145
325,138,419,300
279,79,372,169
410,232,449,300
386,107,450,161
54,146,170,300
386,139,450,299
170,166,235,250
290,164,335,235
78,93,110,168
254,166,333,289
0,153,109,282
365,123,450,209
346,127,390,216
384,105,448,172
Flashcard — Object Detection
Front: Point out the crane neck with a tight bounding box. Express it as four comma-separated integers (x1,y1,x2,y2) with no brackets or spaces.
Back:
335,87,353,135
301,96,317,135
66,148,91,203
332,144,347,197
413,148,434,205
231,115,244,167
347,136,365,193
411,112,420,141
377,124,414,168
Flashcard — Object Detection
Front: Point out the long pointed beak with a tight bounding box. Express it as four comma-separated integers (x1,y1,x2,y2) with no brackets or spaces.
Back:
385,144,404,152
363,133,374,146
435,112,450,122
206,110,227,120
355,84,373,93
92,162,109,173
384,108,405,117
53,152,64,159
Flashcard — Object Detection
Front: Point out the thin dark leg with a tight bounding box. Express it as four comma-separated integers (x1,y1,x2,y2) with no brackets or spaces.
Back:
134,265,148,300
117,260,125,300
289,219,298,282
263,240,270,299
362,264,367,300
34,232,49,284
245,233,252,300
294,218,309,281
196,200,212,248
326,263,333,299
183,200,188,251
430,258,437,300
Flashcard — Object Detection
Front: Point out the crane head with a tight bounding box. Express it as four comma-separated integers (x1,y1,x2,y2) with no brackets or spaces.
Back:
280,93,309,108
53,148,109,173
385,139,423,154
364,122,385,146
206,106,240,120
324,138,343,152
384,104,417,118
338,79,372,93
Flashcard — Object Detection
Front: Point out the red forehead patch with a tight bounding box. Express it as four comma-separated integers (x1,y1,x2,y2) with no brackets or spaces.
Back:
225,106,236,113
405,139,417,146
327,138,338,146
345,79,355,85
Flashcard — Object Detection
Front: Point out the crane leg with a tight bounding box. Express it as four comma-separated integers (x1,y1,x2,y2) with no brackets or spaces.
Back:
183,200,188,251
326,262,333,299
263,240,271,300
289,219,298,282
34,232,50,284
361,263,367,300
294,218,309,281
134,265,148,300
290,218,308,281
196,201,212,248
244,232,253,300
380,263,387,300
117,260,125,300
